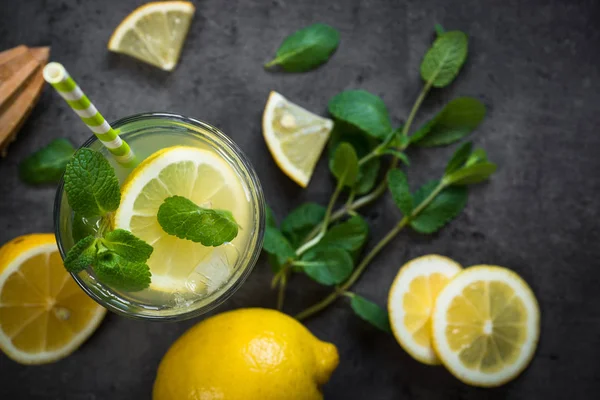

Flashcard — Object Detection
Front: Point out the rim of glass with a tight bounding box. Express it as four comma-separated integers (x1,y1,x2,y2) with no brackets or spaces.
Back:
54,112,265,321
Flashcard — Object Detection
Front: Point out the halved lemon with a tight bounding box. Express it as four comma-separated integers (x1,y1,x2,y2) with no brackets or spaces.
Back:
108,1,195,71
0,234,106,364
388,254,462,365
114,146,249,292
262,91,334,187
431,265,540,387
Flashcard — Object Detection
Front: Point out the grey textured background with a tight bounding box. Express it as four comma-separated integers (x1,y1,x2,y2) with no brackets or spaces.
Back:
1,0,600,398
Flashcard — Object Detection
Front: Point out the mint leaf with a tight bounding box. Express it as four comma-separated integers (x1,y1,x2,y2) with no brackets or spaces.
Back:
101,229,153,262
157,196,238,246
411,97,486,147
72,213,100,243
411,180,468,234
329,126,379,159
387,169,413,216
383,149,410,166
444,162,497,186
64,148,121,218
320,215,369,253
268,254,284,274
299,246,353,285
19,138,74,184
445,142,473,175
355,157,380,195
94,251,151,292
266,205,278,228
349,294,391,333
64,236,97,273
434,24,446,37
329,142,359,187
328,90,392,139
420,31,468,88
465,148,488,167
263,226,296,265
265,23,340,72
281,203,326,247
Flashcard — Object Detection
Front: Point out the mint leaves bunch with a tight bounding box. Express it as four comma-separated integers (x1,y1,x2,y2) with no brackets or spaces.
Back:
262,26,497,331
63,149,153,292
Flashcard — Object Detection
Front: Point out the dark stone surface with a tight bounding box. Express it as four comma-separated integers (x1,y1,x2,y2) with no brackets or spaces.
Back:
1,0,600,398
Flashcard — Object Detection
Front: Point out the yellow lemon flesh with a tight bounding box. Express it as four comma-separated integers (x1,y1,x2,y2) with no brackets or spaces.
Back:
114,146,250,293
388,254,462,365
0,234,106,364
431,265,540,387
153,308,339,400
108,1,195,71
263,91,334,187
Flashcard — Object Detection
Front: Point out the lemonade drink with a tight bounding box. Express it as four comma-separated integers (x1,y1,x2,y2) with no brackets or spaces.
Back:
54,113,265,320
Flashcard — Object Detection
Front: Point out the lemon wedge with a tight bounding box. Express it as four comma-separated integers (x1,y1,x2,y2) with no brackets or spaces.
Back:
431,265,540,387
388,254,462,365
0,234,106,364
114,146,249,292
262,91,334,187
108,1,195,71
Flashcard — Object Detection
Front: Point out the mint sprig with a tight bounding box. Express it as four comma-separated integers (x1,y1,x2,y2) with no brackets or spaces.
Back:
63,149,153,292
157,196,238,247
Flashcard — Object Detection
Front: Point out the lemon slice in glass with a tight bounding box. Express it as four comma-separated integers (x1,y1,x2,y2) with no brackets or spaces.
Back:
0,234,106,364
431,265,540,387
108,1,195,71
388,254,462,365
262,91,334,187
114,146,249,292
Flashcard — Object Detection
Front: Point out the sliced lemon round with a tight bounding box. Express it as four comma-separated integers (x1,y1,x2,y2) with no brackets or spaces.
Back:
108,1,195,71
388,254,462,365
262,91,334,187
0,234,106,364
431,265,540,387
114,146,249,292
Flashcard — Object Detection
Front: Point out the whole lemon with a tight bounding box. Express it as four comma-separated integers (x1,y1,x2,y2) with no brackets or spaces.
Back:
153,308,339,400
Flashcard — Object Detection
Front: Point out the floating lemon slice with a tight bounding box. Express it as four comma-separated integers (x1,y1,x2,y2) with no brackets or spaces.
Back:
388,254,462,365
0,234,106,364
431,265,540,387
114,146,248,292
108,1,195,71
262,91,334,187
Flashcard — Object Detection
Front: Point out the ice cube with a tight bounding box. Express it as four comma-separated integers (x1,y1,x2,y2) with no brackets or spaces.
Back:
185,243,239,295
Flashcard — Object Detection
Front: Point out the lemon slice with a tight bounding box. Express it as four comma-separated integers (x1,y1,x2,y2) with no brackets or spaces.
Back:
431,265,540,387
262,91,334,187
388,255,462,365
0,234,106,364
114,146,249,292
108,1,195,71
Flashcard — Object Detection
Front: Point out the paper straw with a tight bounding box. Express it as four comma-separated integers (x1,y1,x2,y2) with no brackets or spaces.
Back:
42,62,136,166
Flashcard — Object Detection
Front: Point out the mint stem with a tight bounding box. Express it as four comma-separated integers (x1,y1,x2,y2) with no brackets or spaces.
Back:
402,80,433,139
276,269,288,310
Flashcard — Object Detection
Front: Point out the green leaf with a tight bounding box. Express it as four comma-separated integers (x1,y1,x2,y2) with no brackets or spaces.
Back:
94,251,151,292
411,180,468,234
157,196,238,246
64,149,121,218
349,294,391,333
299,246,353,285
19,138,75,184
72,213,100,243
64,236,97,273
420,31,468,88
382,149,410,166
445,142,473,174
444,162,497,185
355,157,380,195
281,203,326,247
328,90,392,139
101,229,153,262
264,23,340,72
411,97,486,147
320,215,369,252
266,205,278,228
263,226,296,265
329,142,359,187
387,169,413,216
465,148,488,167
268,254,284,274
434,24,446,37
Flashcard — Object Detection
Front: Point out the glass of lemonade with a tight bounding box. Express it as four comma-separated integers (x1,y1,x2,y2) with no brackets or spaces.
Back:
54,113,265,321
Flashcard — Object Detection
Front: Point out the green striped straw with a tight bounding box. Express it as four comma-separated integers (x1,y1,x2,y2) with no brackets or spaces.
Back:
42,62,136,166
